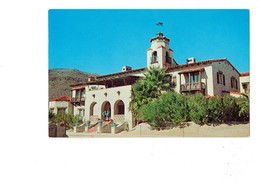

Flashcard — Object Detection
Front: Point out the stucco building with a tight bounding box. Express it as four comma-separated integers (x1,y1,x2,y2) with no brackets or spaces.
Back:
69,32,249,129
49,95,72,114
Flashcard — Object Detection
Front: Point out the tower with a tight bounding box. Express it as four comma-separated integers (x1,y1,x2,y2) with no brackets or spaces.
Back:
147,32,177,69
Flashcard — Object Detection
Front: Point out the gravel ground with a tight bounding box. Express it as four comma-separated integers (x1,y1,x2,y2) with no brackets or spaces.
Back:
66,122,249,138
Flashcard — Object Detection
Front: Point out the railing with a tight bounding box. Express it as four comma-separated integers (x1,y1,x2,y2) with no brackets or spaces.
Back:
71,97,85,102
180,82,206,92
113,114,125,123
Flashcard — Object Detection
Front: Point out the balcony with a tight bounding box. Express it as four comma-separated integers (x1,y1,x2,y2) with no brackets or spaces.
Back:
71,97,85,106
180,82,206,92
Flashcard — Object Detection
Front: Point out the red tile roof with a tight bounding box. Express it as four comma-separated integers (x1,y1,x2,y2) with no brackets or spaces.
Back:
167,58,240,75
178,68,204,74
70,67,146,87
50,95,71,102
240,72,250,77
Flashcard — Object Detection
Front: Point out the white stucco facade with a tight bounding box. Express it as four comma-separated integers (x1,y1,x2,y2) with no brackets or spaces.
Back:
69,32,249,129
84,85,133,128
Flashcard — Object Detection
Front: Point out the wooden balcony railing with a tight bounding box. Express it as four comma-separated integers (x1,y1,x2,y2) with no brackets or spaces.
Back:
180,82,206,92
71,97,85,106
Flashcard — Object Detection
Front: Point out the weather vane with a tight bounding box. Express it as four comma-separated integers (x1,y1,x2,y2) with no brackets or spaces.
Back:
156,22,163,33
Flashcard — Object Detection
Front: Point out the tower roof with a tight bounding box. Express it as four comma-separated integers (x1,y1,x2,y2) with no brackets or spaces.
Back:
150,32,170,42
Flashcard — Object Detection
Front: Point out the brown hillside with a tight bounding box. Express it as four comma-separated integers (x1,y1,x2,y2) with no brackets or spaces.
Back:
49,68,97,99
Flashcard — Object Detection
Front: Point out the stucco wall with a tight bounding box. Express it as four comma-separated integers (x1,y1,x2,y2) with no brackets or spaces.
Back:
85,85,134,129
73,105,85,117
211,61,240,95
49,101,70,114
240,75,250,94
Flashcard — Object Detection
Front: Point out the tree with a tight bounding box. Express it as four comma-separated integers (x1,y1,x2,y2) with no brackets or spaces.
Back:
129,67,173,122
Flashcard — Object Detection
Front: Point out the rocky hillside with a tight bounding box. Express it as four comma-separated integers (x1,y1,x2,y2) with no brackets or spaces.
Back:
49,68,97,99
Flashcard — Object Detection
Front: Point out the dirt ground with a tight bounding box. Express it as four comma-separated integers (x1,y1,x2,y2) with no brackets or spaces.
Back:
66,122,250,137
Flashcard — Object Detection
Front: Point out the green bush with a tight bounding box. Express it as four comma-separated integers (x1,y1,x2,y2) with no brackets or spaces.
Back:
49,110,56,122
206,96,224,124
187,93,207,125
222,96,240,123
139,92,188,129
52,113,82,130
237,96,250,121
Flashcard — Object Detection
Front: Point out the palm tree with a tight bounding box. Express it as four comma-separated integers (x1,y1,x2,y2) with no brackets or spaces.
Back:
129,67,174,123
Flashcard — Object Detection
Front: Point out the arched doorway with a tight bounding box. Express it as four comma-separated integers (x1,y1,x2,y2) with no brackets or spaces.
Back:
114,100,125,123
89,102,97,116
101,101,111,121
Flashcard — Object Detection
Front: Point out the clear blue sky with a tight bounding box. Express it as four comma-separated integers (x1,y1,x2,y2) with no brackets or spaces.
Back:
49,9,249,75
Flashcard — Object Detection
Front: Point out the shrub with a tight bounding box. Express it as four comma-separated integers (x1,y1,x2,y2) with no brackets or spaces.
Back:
52,113,82,130
49,110,56,122
237,96,250,121
206,96,224,124
222,96,240,123
187,93,207,125
139,92,188,129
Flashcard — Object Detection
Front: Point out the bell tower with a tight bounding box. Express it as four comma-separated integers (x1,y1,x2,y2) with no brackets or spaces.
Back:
147,32,177,69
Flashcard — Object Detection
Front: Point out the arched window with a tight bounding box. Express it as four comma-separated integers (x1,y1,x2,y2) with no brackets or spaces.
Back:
166,51,171,64
114,100,125,115
151,51,157,63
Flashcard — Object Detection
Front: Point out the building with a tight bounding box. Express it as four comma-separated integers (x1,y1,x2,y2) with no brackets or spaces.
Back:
240,72,250,94
69,32,249,129
49,95,72,114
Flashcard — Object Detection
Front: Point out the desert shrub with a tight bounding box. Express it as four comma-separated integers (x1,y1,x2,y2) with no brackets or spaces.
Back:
187,93,207,125
52,113,82,130
237,96,250,121
206,96,224,124
49,110,56,122
139,92,188,129
222,96,240,123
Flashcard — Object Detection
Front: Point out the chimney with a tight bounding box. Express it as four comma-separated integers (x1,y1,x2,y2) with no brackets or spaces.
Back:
186,57,196,64
122,66,132,72
88,76,95,82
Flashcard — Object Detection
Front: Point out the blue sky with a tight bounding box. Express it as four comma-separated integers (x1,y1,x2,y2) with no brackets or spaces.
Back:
49,9,249,75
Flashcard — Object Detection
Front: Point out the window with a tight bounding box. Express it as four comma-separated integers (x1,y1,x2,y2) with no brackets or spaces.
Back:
57,108,66,113
165,52,171,64
151,51,157,63
217,71,225,85
184,72,200,83
190,72,199,83
231,77,238,89
82,89,85,97
76,90,81,97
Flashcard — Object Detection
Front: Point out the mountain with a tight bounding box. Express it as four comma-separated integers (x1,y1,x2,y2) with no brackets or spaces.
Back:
49,68,98,99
